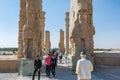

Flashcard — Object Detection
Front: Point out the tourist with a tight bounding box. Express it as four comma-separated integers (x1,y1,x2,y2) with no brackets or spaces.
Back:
53,51,58,67
59,52,63,63
45,53,51,77
51,55,56,77
75,52,93,80
32,55,42,80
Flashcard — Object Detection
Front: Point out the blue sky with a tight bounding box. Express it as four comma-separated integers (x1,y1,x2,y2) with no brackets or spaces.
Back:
0,0,120,49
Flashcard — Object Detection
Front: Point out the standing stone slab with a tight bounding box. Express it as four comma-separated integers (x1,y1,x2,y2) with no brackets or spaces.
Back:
70,0,95,70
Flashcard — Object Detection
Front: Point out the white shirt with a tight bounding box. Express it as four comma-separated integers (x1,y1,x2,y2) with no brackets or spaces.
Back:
76,58,93,79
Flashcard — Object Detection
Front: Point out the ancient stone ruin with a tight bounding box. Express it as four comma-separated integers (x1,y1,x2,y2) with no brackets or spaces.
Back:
59,29,65,55
17,0,95,72
18,0,26,58
45,31,51,55
65,12,70,55
69,0,95,69
18,0,45,58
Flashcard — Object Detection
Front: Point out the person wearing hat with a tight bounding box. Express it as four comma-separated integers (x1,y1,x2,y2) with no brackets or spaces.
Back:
75,52,93,80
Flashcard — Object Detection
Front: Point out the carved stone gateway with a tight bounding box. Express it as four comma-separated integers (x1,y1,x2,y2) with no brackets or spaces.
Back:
70,0,95,70
59,29,65,54
18,0,45,59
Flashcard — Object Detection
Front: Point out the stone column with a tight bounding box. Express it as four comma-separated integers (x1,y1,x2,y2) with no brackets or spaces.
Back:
65,12,69,55
38,0,45,56
18,0,26,58
18,0,46,76
41,11,45,55
59,29,65,55
45,31,51,55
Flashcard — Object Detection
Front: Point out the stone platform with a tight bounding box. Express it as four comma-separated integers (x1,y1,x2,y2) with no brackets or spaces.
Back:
94,51,120,66
0,64,103,80
0,55,18,72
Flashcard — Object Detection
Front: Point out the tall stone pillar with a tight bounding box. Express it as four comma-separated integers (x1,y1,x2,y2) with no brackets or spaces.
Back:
59,29,65,55
18,0,46,76
70,0,95,70
18,0,45,58
18,0,26,58
21,0,44,58
45,31,51,55
65,12,69,55
38,11,45,56
41,11,45,55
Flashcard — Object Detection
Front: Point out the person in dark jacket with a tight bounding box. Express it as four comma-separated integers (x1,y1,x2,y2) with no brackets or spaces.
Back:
32,55,42,80
51,55,56,77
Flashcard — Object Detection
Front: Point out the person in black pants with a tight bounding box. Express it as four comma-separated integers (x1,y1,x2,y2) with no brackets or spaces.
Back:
32,55,42,80
51,55,56,77
45,54,51,77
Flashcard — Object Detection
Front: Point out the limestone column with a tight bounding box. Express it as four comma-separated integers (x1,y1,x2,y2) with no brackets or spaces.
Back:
59,29,65,55
41,11,45,55
65,12,69,55
45,31,51,55
18,0,26,58
38,0,45,56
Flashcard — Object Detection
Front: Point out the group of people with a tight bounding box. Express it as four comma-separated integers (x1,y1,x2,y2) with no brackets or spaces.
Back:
32,51,57,80
32,51,93,80
45,53,57,77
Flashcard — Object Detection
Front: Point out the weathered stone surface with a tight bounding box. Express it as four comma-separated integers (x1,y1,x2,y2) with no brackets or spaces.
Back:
18,59,34,76
18,0,26,58
22,0,41,58
18,0,45,59
65,12,70,55
95,52,120,66
38,11,45,57
70,0,95,70
45,31,51,54
59,29,65,54
0,60,18,72
41,11,45,56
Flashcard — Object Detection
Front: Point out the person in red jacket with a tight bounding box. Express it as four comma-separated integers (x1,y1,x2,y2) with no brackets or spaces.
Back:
45,54,51,77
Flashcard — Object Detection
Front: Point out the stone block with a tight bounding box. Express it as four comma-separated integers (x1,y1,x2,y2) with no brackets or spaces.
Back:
18,58,34,76
18,58,46,76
